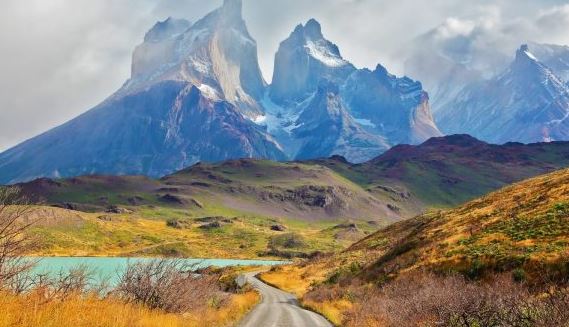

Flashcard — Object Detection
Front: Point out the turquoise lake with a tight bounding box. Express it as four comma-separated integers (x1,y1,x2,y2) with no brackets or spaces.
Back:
30,257,287,285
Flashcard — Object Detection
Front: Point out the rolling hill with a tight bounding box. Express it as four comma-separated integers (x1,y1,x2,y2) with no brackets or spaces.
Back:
18,135,569,221
260,167,569,325
11,135,569,259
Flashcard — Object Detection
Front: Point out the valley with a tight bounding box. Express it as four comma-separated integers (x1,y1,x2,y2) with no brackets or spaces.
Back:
14,135,569,259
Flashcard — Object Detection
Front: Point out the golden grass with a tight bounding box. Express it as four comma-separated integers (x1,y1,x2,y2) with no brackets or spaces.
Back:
303,299,352,326
259,263,330,298
259,168,569,326
23,206,349,259
0,291,259,327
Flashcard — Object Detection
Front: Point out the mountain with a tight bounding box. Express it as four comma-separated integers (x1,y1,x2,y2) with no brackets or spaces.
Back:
0,0,286,184
0,3,441,184
261,19,441,163
313,134,569,214
292,82,389,161
529,42,569,82
436,45,569,144
269,19,356,105
402,22,511,115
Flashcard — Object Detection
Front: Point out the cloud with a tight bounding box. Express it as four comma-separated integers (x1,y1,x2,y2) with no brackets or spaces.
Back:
0,0,568,151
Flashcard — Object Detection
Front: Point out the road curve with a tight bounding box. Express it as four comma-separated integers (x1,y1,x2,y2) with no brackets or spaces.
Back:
238,272,333,327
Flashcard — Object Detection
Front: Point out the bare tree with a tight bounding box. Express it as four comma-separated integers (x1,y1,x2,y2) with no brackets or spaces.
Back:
0,187,36,287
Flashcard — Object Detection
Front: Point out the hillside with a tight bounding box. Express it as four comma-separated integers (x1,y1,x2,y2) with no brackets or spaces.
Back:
14,136,569,258
20,135,569,221
261,168,569,325
315,134,569,211
17,160,391,258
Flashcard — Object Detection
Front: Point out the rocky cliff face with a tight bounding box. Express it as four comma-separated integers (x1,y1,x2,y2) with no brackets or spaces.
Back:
292,83,389,162
265,20,441,162
125,0,266,116
0,2,443,183
270,19,355,105
0,0,284,184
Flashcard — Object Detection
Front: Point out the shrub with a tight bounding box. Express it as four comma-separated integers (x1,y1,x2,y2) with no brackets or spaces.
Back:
115,259,226,313
343,272,569,327
269,233,307,249
512,268,526,283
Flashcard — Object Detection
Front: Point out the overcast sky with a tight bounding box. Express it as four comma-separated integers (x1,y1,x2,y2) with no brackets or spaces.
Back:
1,0,569,152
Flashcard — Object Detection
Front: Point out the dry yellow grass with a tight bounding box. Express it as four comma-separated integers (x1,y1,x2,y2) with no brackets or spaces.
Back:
260,265,320,298
303,299,352,326
0,291,259,327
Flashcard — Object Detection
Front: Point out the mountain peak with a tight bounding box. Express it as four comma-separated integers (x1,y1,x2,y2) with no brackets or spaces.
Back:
515,44,539,63
144,17,191,43
292,19,323,40
222,0,243,20
304,18,323,39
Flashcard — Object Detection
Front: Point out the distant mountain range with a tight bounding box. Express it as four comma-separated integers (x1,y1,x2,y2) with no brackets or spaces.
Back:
1,0,569,184
436,45,569,144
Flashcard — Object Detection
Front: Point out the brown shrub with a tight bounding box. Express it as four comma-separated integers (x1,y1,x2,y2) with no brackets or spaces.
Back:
115,259,227,313
343,272,569,327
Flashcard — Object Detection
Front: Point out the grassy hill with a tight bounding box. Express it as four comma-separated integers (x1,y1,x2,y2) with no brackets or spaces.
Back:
317,135,569,212
18,160,389,258
261,168,569,325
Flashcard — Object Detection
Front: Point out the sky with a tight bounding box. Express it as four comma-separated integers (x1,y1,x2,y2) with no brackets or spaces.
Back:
1,0,569,152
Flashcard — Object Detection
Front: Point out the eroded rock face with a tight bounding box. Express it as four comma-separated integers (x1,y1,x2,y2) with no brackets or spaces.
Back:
265,20,441,163
270,19,355,105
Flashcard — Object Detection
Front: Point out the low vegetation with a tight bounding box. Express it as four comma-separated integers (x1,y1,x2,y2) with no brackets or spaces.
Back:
261,168,569,326
0,188,259,327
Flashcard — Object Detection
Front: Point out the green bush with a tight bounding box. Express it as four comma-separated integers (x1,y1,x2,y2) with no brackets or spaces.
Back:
512,268,526,283
269,233,307,249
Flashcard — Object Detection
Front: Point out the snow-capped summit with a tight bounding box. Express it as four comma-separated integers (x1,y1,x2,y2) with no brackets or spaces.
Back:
0,0,284,184
127,0,265,116
266,19,441,162
437,44,569,144
270,19,355,105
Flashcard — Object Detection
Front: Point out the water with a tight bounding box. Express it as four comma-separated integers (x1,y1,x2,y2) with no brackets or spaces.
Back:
30,257,287,286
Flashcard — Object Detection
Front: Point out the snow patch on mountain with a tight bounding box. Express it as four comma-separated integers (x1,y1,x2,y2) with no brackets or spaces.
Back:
305,41,349,67
198,84,221,100
354,118,377,128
